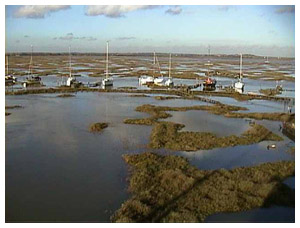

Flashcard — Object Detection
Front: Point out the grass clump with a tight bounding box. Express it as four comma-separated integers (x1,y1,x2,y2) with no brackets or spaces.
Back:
111,152,295,222
259,88,282,96
89,122,108,133
57,93,75,98
149,122,282,151
5,105,23,109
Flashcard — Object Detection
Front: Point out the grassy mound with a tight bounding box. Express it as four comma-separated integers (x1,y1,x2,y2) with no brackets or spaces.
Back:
57,93,75,98
89,122,108,133
111,152,295,222
5,105,23,109
149,122,282,151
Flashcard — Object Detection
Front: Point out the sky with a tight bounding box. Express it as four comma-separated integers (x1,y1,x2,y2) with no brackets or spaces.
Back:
5,5,295,57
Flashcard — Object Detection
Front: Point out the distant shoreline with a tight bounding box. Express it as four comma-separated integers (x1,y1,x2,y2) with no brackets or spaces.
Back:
4,52,295,59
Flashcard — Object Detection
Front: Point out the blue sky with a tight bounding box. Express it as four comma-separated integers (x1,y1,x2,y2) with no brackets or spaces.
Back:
5,5,295,57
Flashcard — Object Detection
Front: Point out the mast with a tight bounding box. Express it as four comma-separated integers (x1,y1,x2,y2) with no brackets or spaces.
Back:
29,45,33,76
169,53,171,79
106,41,109,79
153,51,156,65
6,55,8,75
69,46,72,77
239,53,243,80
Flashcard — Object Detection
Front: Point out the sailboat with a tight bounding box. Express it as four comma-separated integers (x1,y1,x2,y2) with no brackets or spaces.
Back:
139,52,155,85
234,53,245,92
164,53,174,87
265,56,269,64
153,53,166,86
5,55,17,84
102,41,113,87
66,46,77,87
203,45,216,89
23,45,42,88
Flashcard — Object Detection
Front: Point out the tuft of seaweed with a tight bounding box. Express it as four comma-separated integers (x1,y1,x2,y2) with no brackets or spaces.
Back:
5,105,23,109
89,122,108,133
57,93,75,98
111,152,295,222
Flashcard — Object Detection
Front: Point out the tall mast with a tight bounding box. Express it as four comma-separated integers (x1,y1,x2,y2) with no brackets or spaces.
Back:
106,41,109,79
29,45,33,76
240,53,243,80
169,53,171,79
153,51,156,65
6,55,8,75
69,46,72,77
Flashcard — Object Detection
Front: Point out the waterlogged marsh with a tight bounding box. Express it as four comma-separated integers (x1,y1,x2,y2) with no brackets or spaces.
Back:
5,92,295,222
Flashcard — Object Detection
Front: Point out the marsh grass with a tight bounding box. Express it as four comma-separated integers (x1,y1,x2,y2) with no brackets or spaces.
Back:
111,152,295,222
89,122,108,133
123,104,283,151
56,93,75,98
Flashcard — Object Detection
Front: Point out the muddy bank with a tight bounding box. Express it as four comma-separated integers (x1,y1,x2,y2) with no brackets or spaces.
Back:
57,93,75,98
149,122,282,151
89,122,108,133
111,152,295,222
259,88,282,96
5,86,292,102
5,105,23,109
124,104,283,151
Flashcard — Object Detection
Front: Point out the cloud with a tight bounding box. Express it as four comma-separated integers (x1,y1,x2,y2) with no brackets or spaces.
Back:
117,36,136,40
275,6,295,14
55,33,97,41
85,5,159,18
165,6,182,15
59,33,74,40
87,37,97,41
24,35,29,38
14,5,70,19
218,6,237,11
15,40,20,43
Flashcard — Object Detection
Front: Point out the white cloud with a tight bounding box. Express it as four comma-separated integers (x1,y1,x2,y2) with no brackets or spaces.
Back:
14,5,70,19
85,5,159,18
275,6,295,14
55,33,97,41
165,6,182,15
117,37,136,40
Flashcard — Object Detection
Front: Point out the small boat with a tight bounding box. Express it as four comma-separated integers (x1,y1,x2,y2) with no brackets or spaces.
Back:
154,77,165,86
203,77,216,88
139,75,154,85
102,41,113,87
234,53,245,92
66,46,81,88
265,56,269,64
23,45,43,88
5,56,17,85
164,53,174,87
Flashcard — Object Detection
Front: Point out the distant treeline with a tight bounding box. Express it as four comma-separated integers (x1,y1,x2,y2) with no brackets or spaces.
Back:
5,52,293,59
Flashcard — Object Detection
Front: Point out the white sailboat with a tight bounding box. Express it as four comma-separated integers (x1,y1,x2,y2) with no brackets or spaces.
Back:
102,41,113,87
265,56,269,64
234,53,245,92
139,52,155,85
164,53,174,87
23,45,42,88
153,53,166,86
66,46,77,87
5,55,17,84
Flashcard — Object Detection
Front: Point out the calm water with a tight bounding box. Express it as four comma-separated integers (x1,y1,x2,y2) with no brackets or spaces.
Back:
5,92,294,222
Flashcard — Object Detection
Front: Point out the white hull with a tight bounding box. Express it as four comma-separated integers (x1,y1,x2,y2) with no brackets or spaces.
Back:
139,76,154,85
67,77,76,87
165,78,174,87
234,81,244,90
154,77,165,86
102,77,113,86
